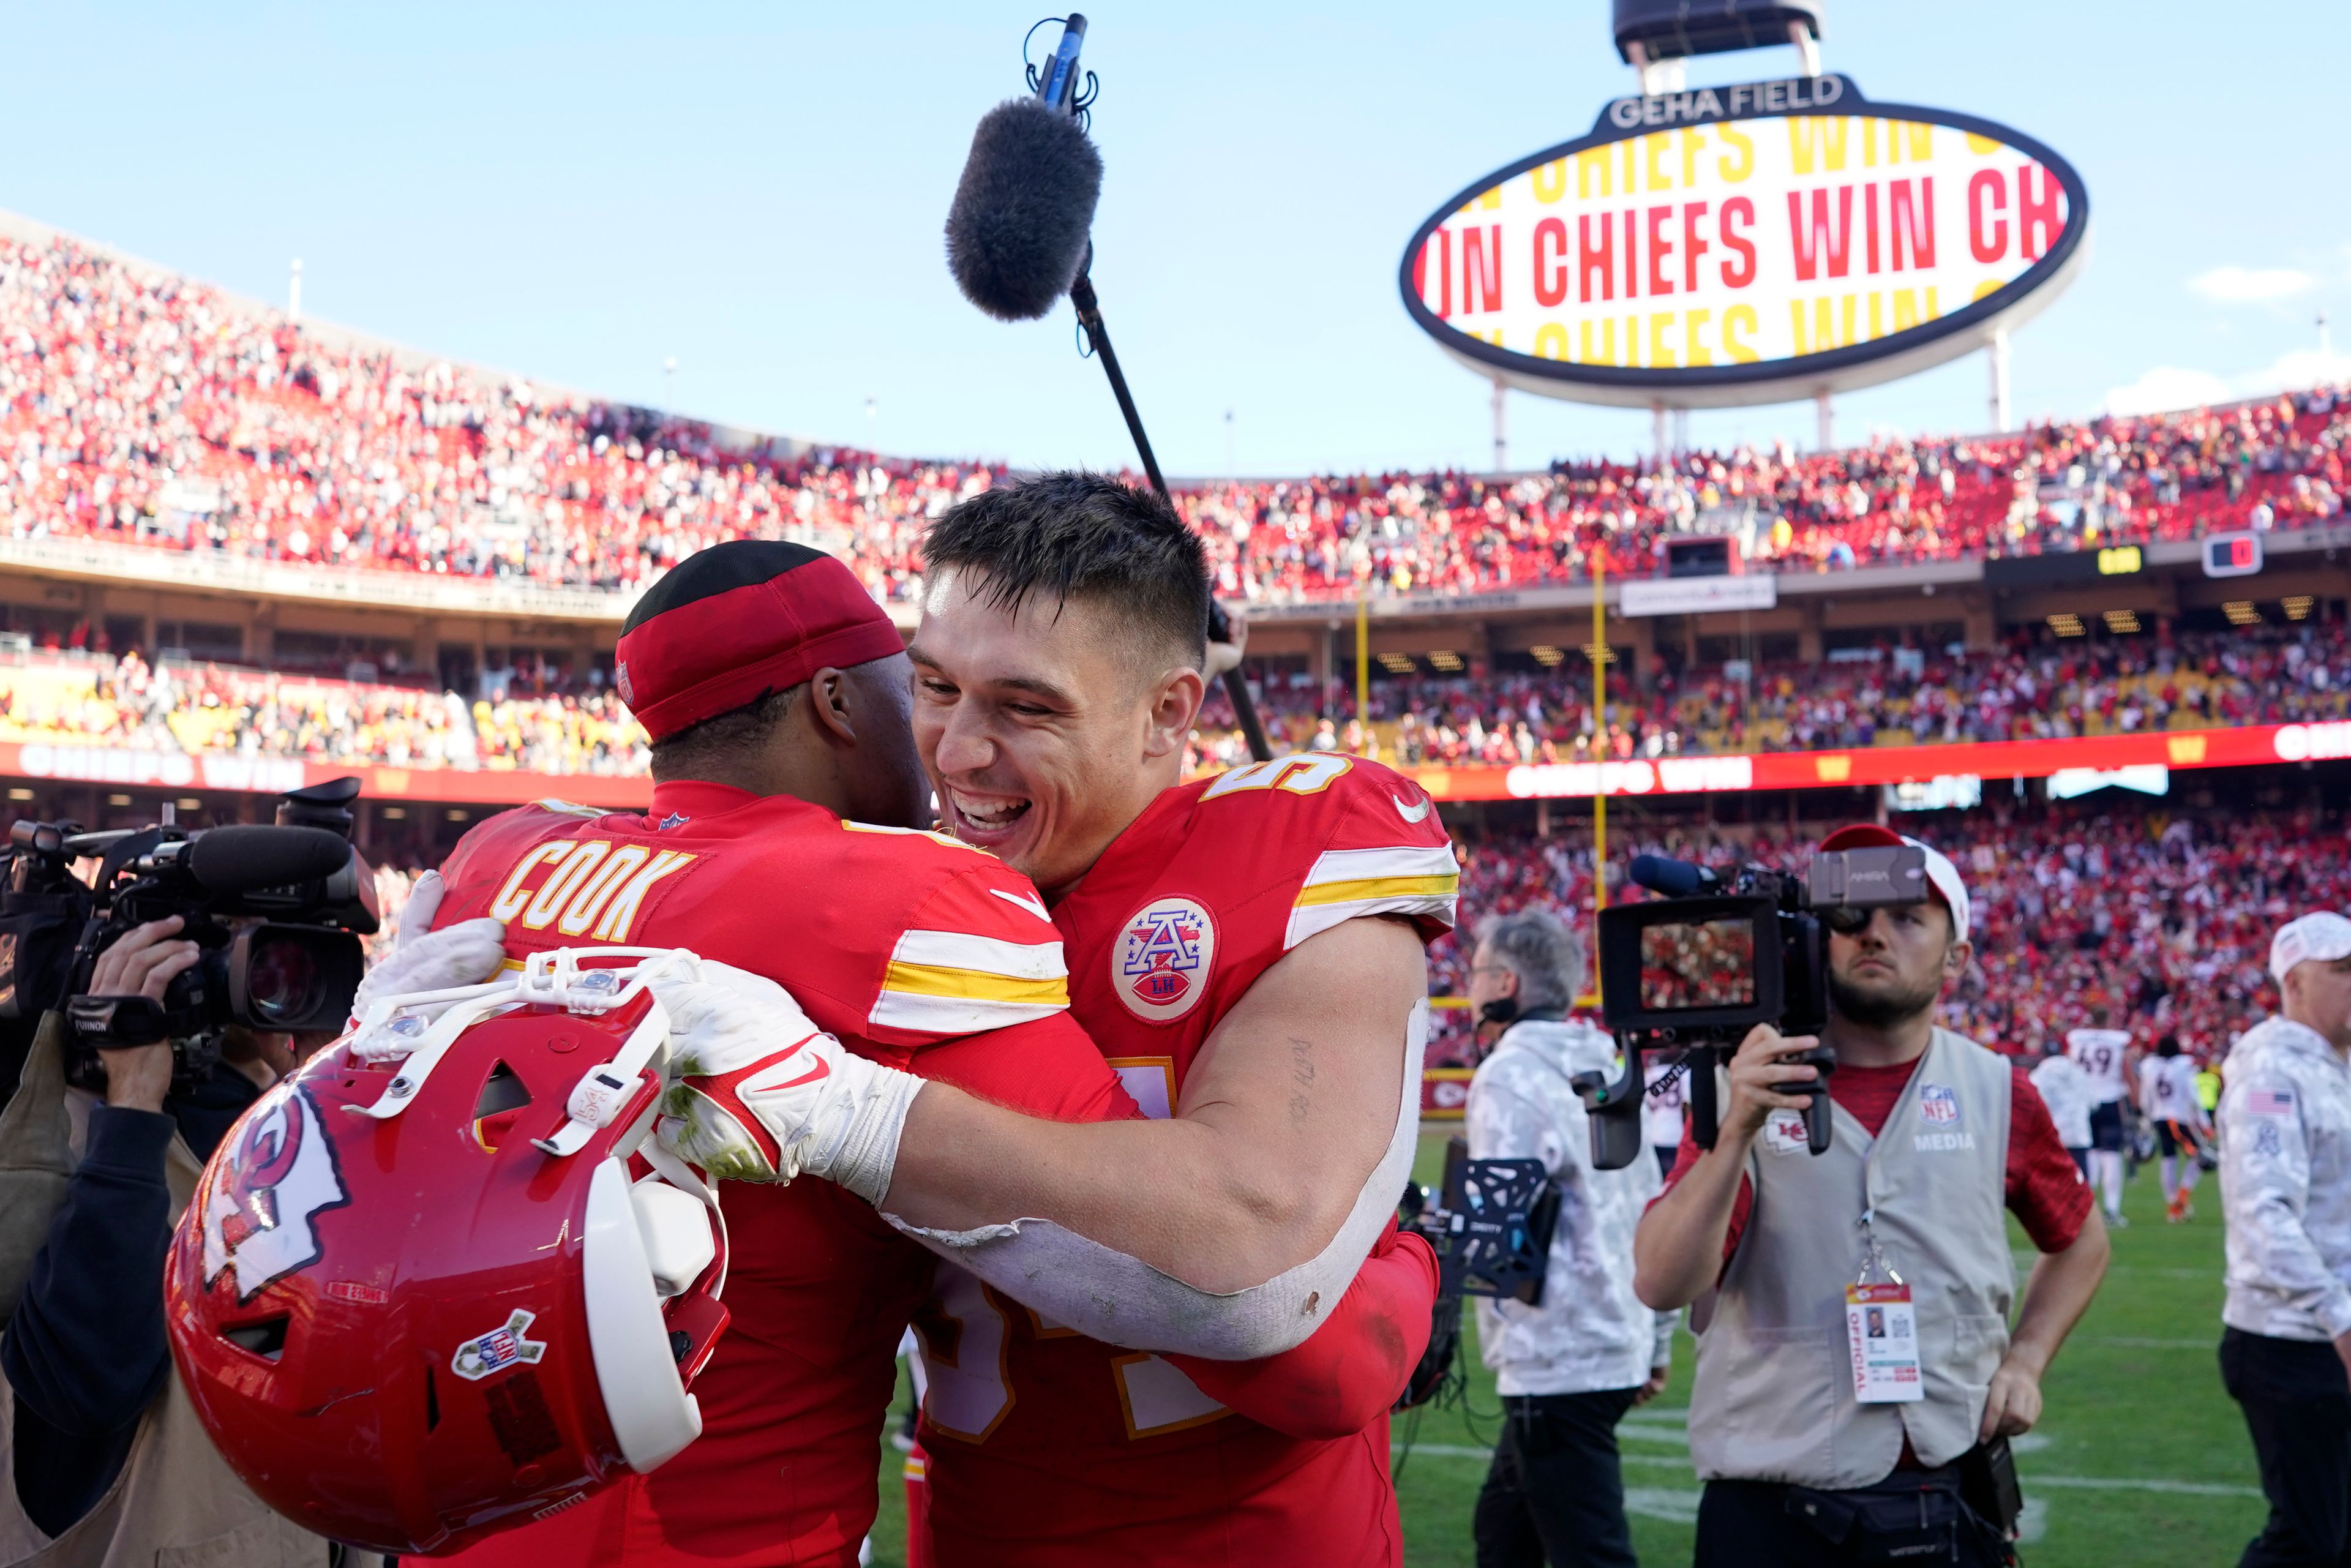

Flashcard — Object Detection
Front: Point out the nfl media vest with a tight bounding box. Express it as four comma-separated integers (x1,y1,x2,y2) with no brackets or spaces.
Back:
1687,1027,2014,1490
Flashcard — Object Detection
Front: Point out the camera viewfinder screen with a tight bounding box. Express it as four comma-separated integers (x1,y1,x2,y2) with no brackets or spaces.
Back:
1637,919,1757,1011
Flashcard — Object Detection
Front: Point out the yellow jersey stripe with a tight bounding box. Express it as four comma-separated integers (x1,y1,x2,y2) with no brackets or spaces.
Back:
891,928,1065,980
880,960,1070,1007
869,991,1065,1035
1294,872,1460,909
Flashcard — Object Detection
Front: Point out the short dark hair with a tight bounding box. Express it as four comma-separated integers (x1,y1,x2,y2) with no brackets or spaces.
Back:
922,471,1209,672
647,683,803,781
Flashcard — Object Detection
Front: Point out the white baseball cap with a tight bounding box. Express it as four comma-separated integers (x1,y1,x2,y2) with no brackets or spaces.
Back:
2270,912,2351,983
1817,825,1971,941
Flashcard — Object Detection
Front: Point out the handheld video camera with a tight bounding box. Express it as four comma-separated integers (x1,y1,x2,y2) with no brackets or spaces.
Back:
0,778,381,1093
1569,843,1933,1171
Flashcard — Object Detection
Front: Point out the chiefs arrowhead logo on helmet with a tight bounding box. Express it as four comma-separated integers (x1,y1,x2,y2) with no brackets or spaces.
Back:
200,1084,350,1302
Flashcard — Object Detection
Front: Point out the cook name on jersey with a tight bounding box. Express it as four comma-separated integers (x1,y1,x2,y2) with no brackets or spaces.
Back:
431,787,1081,1054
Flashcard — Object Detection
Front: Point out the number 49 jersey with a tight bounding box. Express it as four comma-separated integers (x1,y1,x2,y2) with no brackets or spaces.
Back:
915,752,1459,1566
2067,1027,2134,1106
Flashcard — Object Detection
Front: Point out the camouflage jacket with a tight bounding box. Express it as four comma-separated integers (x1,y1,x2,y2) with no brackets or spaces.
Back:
1468,1018,1677,1396
2219,1016,2351,1343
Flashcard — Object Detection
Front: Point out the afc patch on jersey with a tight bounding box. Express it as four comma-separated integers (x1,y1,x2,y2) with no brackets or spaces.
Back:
1113,896,1217,1023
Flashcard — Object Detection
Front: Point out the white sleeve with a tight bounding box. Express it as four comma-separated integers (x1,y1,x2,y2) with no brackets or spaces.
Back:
881,1000,1429,1361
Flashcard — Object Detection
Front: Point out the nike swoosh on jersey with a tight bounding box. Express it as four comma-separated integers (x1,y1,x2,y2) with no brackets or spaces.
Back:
1392,793,1433,823
990,888,1051,922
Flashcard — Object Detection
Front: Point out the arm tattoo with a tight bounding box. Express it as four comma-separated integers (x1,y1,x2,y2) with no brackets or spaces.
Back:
1289,1036,1314,1127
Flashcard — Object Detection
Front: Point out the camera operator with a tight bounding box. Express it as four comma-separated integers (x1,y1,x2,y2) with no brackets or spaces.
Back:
0,915,350,1566
1464,907,1674,1568
2216,912,2351,1567
1632,826,2109,1567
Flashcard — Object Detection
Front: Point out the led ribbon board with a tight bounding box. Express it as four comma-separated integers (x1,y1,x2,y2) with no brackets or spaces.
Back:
1400,75,2090,408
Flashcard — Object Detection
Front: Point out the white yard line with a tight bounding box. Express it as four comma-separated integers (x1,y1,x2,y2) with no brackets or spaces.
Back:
1623,1486,1701,1524
2027,1476,2262,1498
2089,1336,2216,1349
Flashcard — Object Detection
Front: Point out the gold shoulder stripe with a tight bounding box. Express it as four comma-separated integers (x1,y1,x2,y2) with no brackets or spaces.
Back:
1294,872,1461,909
880,961,1069,1008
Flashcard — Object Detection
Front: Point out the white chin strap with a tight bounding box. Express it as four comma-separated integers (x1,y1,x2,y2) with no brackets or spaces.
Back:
343,947,700,1146
883,998,1428,1363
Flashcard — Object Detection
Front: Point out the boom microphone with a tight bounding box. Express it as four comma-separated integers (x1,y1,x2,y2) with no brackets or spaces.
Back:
1629,855,1720,898
187,826,354,895
942,15,1273,763
945,98,1102,322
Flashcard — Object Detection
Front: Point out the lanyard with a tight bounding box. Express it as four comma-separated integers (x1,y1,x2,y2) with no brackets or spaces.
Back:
1854,1207,1905,1288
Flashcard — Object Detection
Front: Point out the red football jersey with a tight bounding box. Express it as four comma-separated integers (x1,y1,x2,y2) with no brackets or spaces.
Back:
915,752,1459,1566
430,779,1138,1568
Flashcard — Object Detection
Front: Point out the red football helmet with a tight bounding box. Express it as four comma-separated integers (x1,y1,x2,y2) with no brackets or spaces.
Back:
167,948,730,1556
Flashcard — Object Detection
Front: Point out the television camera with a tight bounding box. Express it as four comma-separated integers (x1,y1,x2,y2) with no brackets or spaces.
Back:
0,778,380,1095
1570,842,1933,1171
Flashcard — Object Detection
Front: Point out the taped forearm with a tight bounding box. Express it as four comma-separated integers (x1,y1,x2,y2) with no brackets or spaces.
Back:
1167,1228,1438,1438
885,1001,1430,1360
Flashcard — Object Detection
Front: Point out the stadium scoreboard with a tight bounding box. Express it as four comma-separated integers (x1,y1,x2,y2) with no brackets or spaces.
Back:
2202,530,2264,579
1399,75,2088,409
1983,545,2143,588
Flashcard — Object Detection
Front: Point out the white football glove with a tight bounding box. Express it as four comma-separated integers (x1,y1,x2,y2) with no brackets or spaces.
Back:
649,962,923,1203
350,871,509,1020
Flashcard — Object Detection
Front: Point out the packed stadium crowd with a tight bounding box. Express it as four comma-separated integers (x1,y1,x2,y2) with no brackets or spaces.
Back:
3,230,2349,610
1191,618,2351,769
0,609,2339,785
0,232,987,598
1421,805,2328,1069
0,647,648,775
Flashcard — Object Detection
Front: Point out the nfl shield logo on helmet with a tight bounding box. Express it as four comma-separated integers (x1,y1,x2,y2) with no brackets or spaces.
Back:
1919,1085,1960,1125
1114,896,1217,1023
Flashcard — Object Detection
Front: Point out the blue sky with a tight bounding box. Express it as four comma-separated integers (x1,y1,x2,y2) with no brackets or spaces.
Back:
6,2,2347,475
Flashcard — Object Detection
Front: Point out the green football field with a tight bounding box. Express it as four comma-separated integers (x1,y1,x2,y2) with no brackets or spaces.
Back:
863,1132,2271,1566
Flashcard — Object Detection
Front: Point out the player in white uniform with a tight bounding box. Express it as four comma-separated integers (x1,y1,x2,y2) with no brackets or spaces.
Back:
2137,1035,2213,1222
2030,1038,2096,1181
2067,1008,2136,1227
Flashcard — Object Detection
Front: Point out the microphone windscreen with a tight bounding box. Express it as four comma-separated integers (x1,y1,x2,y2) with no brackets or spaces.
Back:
187,826,353,894
945,99,1103,321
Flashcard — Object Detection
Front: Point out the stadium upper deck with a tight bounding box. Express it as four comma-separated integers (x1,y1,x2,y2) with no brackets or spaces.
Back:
1,208,2346,843
0,211,2341,628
